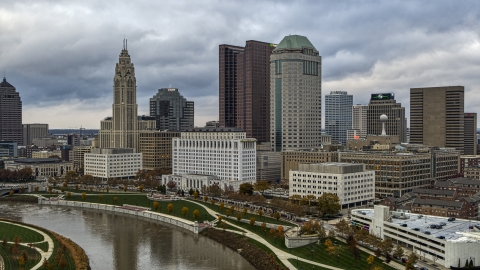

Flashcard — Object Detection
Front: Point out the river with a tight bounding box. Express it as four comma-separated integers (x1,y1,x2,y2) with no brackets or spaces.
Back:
0,202,255,270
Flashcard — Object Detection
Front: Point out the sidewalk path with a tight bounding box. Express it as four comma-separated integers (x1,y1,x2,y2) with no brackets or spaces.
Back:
0,220,54,270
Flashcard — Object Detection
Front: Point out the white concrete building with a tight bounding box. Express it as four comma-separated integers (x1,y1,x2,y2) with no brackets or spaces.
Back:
163,128,256,191
289,162,375,208
5,158,73,179
352,205,480,268
84,148,142,180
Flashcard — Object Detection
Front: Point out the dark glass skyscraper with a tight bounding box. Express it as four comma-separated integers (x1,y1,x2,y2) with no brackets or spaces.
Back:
219,40,274,142
0,77,22,144
149,88,194,131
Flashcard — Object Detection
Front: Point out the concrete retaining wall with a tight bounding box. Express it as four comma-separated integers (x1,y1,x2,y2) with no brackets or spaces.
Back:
39,198,201,234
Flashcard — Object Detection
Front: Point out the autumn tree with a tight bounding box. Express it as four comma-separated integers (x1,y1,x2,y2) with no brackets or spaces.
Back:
366,255,375,268
203,196,208,202
167,180,176,190
249,217,256,227
253,180,270,195
219,202,225,210
113,197,118,204
405,253,419,270
318,193,341,216
392,245,404,259
243,207,248,216
193,209,200,220
277,226,284,237
106,186,110,193
289,194,302,205
65,171,78,182
226,209,231,217
378,238,393,255
210,199,216,205
274,212,281,221
81,192,86,200
153,201,159,211
193,191,199,199
66,192,71,199
236,213,242,221
261,222,267,232
335,219,351,237
167,203,173,213
182,207,189,217
258,209,263,219
98,195,103,202
239,182,254,196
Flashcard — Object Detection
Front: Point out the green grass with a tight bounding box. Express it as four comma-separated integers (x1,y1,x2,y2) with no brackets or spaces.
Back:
216,222,246,232
221,218,396,270
62,194,216,222
45,231,75,269
246,237,286,268
33,241,49,252
287,258,332,270
188,198,294,226
0,221,44,242
0,243,42,270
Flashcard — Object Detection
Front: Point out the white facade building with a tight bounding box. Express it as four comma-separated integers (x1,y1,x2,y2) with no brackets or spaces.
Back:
84,148,142,180
163,128,256,191
351,104,368,139
289,162,375,208
352,205,480,268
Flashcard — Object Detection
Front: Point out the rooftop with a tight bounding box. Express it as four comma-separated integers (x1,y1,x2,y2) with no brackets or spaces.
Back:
0,77,14,88
274,35,317,52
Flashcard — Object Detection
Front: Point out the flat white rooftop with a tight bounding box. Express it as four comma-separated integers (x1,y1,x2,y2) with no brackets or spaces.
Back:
352,209,480,242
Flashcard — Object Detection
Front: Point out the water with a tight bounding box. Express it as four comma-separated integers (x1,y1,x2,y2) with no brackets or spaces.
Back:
0,202,255,270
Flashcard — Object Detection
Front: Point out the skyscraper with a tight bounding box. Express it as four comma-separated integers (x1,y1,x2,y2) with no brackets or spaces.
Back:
0,77,22,144
325,91,352,145
367,93,406,142
99,40,156,152
270,35,322,151
23,124,49,146
219,40,274,142
150,88,194,131
464,112,477,155
352,104,368,139
410,86,464,153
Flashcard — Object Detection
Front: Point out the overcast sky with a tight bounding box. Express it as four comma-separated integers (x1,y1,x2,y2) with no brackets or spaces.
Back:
1,0,480,129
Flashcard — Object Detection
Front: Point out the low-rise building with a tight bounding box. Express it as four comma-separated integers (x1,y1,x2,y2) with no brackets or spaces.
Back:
256,150,281,183
72,146,93,170
281,149,339,183
351,206,480,268
31,150,62,159
0,141,17,157
4,158,73,179
459,155,480,175
289,162,375,209
84,148,142,180
434,177,480,197
464,166,480,180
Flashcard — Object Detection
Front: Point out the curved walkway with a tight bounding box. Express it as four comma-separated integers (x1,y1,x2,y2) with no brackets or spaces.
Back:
0,220,54,270
187,199,343,270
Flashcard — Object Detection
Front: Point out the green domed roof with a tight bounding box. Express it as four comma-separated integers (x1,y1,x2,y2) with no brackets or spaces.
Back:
274,35,317,52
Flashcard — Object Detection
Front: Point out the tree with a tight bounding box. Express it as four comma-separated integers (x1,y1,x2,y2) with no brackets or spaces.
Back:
182,206,188,217
226,209,231,217
106,186,110,193
138,185,144,192
277,226,284,237
289,194,302,205
210,199,216,205
98,195,103,202
193,209,200,220
405,253,419,270
253,180,270,195
367,255,375,267
261,222,267,232
318,193,341,216
270,227,276,236
236,213,242,221
203,196,208,202
193,191,199,199
274,212,280,221
356,229,369,246
81,192,86,200
19,256,25,267
379,238,393,255
153,201,159,211
113,197,118,204
249,217,256,226
167,203,173,213
124,185,128,192
66,192,71,199
81,174,94,184
336,219,351,237
243,207,248,216
65,171,78,182
258,209,263,219
219,202,225,210
239,182,254,196
167,181,176,190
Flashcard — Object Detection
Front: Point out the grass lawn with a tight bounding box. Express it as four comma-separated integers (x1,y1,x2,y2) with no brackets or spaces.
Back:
222,218,396,270
33,241,49,252
0,243,42,270
287,259,332,270
216,222,246,232
0,221,44,242
45,230,76,269
62,194,216,222
188,198,294,226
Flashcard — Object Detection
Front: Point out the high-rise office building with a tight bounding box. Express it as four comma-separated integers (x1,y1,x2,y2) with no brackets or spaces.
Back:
99,40,156,152
149,88,194,131
351,104,368,139
464,112,477,155
325,91,352,145
270,35,322,151
23,124,49,146
219,40,274,142
410,86,464,153
0,77,22,144
367,93,406,142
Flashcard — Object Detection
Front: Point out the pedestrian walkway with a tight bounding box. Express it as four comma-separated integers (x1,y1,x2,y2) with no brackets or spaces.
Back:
0,220,55,270
188,199,345,270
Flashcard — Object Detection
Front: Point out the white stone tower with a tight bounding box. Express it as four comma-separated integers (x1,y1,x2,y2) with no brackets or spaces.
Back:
380,114,388,136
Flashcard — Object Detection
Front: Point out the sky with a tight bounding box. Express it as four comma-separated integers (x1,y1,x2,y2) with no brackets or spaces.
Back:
1,0,480,129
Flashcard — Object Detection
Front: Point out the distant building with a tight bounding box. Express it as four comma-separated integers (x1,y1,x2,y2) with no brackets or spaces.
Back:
72,146,93,170
367,93,406,142
325,91,353,145
410,86,464,153
0,77,22,144
205,121,220,128
270,35,322,151
5,158,73,179
163,128,256,191
351,104,368,139
256,150,281,183
23,124,49,146
139,130,180,171
464,167,480,180
84,148,142,180
67,134,81,147
464,112,477,155
149,88,194,131
219,40,274,142
31,150,62,159
459,155,480,175
289,163,375,209
32,137,60,148
281,149,339,183
0,141,17,158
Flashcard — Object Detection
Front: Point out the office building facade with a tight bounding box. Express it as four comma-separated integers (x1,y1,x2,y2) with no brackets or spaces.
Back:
23,124,49,146
139,130,180,170
149,88,194,131
84,148,142,180
0,77,22,144
219,40,274,142
464,112,477,155
410,86,464,153
325,91,353,145
270,35,322,151
367,93,406,142
351,104,368,139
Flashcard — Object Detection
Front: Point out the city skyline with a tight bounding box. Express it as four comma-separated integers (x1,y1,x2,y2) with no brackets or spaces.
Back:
2,1,480,128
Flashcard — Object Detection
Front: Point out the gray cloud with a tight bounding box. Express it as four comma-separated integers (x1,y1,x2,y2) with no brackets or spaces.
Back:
1,0,480,128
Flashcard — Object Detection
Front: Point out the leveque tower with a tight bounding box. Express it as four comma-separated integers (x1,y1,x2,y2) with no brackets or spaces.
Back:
99,40,155,152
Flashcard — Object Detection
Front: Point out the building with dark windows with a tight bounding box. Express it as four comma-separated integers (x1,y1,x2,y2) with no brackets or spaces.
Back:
367,93,406,142
219,40,274,142
149,88,194,131
410,86,464,154
23,124,49,146
270,35,322,151
464,112,477,155
0,77,22,144
325,91,353,145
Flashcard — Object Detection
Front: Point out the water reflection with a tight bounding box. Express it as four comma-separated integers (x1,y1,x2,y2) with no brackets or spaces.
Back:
0,203,255,270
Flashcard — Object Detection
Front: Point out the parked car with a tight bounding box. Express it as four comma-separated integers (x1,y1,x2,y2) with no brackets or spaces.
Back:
401,258,408,263
448,217,456,222
412,228,420,231
401,224,408,227
419,267,428,270
424,231,431,235
439,222,446,226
